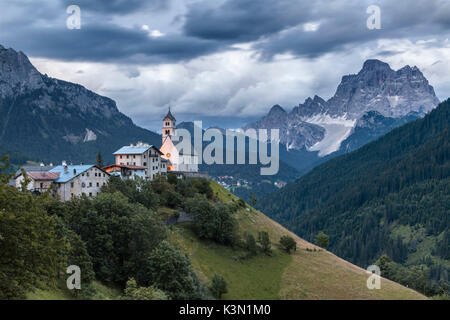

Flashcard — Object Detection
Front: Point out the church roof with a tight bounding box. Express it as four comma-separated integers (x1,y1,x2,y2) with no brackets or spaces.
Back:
163,109,176,122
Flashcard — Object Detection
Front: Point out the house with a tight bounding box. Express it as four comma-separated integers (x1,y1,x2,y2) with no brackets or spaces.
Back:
113,142,164,180
15,171,60,194
49,163,110,201
159,108,199,173
103,164,146,180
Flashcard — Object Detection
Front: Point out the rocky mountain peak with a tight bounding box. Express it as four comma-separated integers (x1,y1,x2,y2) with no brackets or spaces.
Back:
361,59,393,73
245,59,440,155
268,104,286,116
0,45,44,96
327,59,439,119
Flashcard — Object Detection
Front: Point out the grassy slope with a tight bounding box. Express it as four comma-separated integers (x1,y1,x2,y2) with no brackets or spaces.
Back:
27,180,426,300
171,181,426,300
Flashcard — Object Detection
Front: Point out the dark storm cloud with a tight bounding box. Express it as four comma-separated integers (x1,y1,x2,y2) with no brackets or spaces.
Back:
256,0,450,58
1,0,449,64
61,0,168,14
183,0,313,42
1,23,221,64
0,0,222,64
183,0,450,59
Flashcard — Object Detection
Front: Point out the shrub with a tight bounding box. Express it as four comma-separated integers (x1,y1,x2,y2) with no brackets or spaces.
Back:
144,241,206,299
210,274,227,299
258,231,272,255
122,278,168,300
315,232,330,249
244,232,258,256
186,195,237,245
279,235,297,254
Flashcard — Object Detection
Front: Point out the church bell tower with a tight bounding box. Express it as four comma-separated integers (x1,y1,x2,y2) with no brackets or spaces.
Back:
162,107,176,144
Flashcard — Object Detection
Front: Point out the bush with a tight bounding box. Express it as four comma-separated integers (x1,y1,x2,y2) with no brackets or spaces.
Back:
244,232,258,256
210,274,227,299
101,176,159,210
315,232,330,249
122,278,168,300
144,241,206,300
186,195,237,245
258,231,272,255
237,198,246,208
55,217,96,299
167,173,178,185
279,235,297,254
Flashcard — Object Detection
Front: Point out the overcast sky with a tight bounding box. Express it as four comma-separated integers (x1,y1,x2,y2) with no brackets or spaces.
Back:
1,0,449,131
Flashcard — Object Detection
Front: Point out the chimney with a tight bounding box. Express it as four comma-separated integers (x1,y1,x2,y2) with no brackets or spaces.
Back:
62,160,67,166
40,162,44,167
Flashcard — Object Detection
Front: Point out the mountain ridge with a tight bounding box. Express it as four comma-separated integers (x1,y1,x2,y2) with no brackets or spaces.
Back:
245,59,440,156
0,44,160,164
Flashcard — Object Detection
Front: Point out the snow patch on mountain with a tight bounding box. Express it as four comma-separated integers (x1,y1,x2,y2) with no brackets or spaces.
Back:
306,115,356,156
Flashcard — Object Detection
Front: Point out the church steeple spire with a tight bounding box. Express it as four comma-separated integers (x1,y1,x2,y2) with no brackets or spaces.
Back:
163,106,176,122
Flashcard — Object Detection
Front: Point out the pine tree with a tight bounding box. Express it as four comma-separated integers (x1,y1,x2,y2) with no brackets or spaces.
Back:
96,152,104,168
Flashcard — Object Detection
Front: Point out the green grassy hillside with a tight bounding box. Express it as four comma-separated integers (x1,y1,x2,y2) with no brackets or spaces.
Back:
170,181,426,300
23,179,426,300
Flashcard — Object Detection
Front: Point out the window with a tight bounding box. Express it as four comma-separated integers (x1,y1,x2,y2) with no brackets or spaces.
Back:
89,192,92,197
127,155,129,159
82,183,86,188
143,162,147,166
86,172,89,177
120,155,122,159
95,173,97,177
96,182,100,187
71,182,74,188
165,130,170,135
133,155,136,159
40,183,44,189
89,182,92,187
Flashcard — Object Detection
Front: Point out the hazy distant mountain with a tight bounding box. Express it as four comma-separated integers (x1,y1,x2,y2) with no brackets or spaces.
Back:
245,59,439,157
0,44,160,164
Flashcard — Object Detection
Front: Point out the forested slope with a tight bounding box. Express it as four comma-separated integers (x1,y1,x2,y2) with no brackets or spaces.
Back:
259,99,450,296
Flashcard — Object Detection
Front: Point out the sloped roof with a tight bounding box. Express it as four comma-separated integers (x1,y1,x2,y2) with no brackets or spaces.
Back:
49,165,95,183
103,164,146,170
113,145,163,155
14,165,55,178
27,171,60,181
113,145,151,155
163,109,176,122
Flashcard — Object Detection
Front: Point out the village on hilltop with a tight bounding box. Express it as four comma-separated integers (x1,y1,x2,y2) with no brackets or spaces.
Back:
12,109,207,201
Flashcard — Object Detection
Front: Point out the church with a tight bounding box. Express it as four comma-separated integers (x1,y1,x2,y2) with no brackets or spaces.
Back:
159,108,199,173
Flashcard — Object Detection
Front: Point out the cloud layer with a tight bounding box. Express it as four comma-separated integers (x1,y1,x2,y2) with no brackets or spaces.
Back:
1,0,449,130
